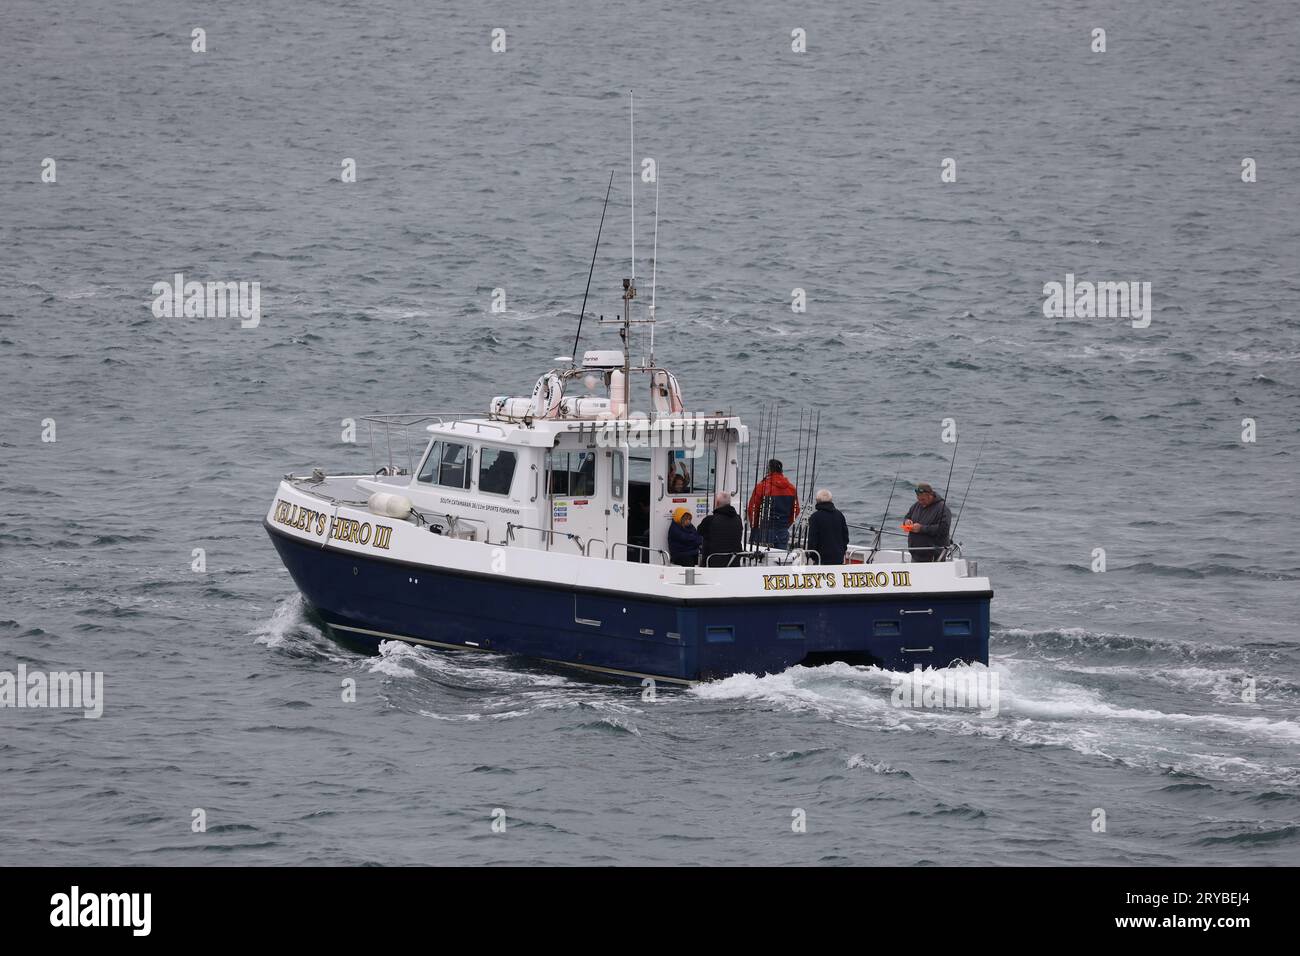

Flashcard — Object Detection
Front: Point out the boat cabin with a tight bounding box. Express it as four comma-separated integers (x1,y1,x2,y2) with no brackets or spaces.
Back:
360,352,747,564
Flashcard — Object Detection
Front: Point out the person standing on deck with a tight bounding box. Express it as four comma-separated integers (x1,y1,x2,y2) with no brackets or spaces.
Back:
747,459,799,549
699,492,744,567
902,482,950,562
806,489,849,565
667,508,703,567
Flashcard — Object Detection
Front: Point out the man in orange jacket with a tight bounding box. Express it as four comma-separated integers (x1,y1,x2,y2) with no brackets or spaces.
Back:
747,459,800,549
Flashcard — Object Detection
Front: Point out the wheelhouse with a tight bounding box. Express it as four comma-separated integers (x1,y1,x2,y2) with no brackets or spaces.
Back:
377,409,745,565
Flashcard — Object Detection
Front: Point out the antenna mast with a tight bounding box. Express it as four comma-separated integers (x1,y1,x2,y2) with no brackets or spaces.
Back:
649,171,659,367
625,90,635,409
629,90,635,285
571,170,615,363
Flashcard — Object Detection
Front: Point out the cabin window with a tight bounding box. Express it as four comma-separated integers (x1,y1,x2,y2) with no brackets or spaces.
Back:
610,452,624,500
417,442,441,483
666,448,715,496
418,440,470,489
548,451,596,497
666,450,693,493
477,447,516,496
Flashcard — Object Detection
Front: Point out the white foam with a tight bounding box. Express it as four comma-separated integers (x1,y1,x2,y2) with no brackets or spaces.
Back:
846,754,906,775
251,594,308,648
368,640,420,678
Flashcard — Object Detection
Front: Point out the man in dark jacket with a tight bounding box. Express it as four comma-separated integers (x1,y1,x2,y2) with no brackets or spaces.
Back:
806,489,849,564
667,508,703,567
902,482,950,562
699,491,744,567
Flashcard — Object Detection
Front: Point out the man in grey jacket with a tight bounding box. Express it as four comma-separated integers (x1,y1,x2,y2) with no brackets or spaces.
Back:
902,482,950,562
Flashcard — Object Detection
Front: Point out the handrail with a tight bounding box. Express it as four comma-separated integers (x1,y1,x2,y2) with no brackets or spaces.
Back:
506,522,584,553
359,411,479,426
583,537,608,558
846,523,959,562
703,550,765,568
285,476,372,508
843,542,960,563
359,412,507,475
442,420,509,439
610,542,670,565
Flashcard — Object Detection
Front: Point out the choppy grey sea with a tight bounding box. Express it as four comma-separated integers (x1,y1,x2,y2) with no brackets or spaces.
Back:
2,0,1298,865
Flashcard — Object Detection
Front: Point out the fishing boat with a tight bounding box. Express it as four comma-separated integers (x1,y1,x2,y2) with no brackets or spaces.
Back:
263,298,992,683
263,107,992,684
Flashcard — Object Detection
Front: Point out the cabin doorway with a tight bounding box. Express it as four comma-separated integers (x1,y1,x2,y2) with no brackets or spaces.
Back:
627,452,653,561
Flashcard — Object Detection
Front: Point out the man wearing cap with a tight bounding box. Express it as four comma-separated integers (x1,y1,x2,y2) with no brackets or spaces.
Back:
667,506,703,567
902,482,950,562
746,459,800,549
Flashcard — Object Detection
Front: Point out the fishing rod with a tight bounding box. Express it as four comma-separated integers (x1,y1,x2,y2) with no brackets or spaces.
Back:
800,409,818,506
867,471,899,561
790,408,806,547
761,402,778,546
856,524,908,537
946,437,986,556
790,408,800,504
943,435,959,501
743,404,766,549
806,410,821,520
570,170,616,362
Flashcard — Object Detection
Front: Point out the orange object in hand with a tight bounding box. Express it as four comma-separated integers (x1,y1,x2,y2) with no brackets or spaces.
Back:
901,521,914,531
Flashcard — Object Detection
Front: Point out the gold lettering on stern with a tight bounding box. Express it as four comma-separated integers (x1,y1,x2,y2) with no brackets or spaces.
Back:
761,573,836,591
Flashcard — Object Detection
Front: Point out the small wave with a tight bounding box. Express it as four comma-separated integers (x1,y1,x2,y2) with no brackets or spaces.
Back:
369,640,421,678
1053,663,1300,703
575,717,641,736
1122,561,1300,582
250,594,345,662
1195,824,1299,847
756,748,831,763
995,627,1245,662
846,755,911,776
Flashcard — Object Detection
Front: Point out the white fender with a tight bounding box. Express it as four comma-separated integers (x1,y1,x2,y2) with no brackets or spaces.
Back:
609,370,627,418
368,492,413,519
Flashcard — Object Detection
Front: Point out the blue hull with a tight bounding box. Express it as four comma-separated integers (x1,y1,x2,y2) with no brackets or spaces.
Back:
266,524,991,683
